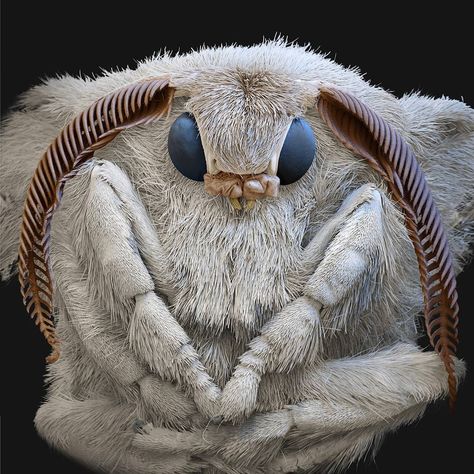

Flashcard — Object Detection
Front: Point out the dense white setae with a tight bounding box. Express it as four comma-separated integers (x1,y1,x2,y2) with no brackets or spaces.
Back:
1,40,473,473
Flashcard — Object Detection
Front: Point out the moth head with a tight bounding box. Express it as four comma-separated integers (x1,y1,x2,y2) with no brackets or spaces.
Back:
165,70,319,210
167,111,316,209
20,72,459,402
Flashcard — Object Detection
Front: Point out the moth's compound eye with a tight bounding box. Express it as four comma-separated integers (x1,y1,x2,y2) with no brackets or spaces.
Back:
277,118,317,185
168,113,207,181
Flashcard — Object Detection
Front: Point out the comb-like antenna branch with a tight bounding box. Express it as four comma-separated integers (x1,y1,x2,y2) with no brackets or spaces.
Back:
18,78,174,363
317,87,459,410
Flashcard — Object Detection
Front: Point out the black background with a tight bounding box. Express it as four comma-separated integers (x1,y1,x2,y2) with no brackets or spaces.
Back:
1,2,473,473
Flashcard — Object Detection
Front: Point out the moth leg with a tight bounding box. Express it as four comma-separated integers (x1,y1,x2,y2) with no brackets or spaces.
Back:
286,343,465,433
34,396,205,474
131,420,266,473
216,407,419,473
219,184,387,423
56,159,220,417
216,410,294,468
303,183,388,308
219,343,465,470
265,406,424,474
299,182,384,278
219,296,323,423
53,239,203,430
264,349,463,473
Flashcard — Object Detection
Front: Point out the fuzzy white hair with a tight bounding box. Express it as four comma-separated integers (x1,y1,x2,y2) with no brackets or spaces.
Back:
1,40,473,473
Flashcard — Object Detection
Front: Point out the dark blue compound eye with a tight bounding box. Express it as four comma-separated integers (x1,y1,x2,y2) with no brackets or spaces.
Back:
277,118,317,185
168,113,207,181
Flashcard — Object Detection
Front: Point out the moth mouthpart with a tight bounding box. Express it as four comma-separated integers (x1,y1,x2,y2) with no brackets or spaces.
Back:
230,197,242,210
245,199,256,210
228,197,256,211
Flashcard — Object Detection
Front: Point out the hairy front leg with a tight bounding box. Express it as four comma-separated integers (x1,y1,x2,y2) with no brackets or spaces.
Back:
217,343,465,470
57,160,220,417
219,184,387,422
51,241,206,434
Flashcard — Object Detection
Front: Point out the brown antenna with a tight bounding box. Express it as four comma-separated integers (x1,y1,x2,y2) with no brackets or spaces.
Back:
18,78,174,363
317,87,459,410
